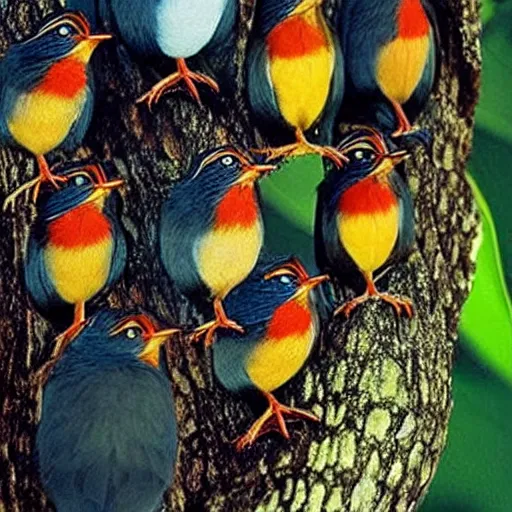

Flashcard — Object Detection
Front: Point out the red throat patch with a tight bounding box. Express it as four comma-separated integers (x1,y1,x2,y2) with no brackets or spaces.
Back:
35,57,87,98
267,300,312,341
215,185,259,228
267,16,328,59
339,178,398,216
48,203,111,249
397,0,430,39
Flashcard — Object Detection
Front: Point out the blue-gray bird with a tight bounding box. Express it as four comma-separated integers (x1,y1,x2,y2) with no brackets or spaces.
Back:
36,309,179,512
338,0,438,136
69,0,239,107
159,147,275,347
213,256,328,450
0,11,111,209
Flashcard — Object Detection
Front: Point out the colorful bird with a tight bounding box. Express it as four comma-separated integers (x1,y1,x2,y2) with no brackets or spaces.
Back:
36,309,179,512
74,0,239,107
246,0,345,166
159,147,275,347
25,161,126,375
338,0,438,136
315,128,415,317
213,256,328,450
0,11,111,209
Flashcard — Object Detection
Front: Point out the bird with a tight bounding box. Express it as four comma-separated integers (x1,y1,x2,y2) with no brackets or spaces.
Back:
0,11,111,209
70,0,239,107
36,308,180,512
338,0,438,137
213,255,329,450
25,161,126,377
315,127,415,318
159,147,275,347
246,0,345,166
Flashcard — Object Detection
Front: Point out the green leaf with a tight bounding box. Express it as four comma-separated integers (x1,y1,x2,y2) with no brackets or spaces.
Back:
460,174,512,385
475,1,512,145
259,155,324,236
481,0,496,25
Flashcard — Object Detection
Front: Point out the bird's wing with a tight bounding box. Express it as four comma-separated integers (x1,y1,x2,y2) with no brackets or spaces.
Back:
37,368,176,512
61,79,94,152
159,186,208,300
197,0,239,93
246,36,284,131
105,200,127,291
24,232,64,317
390,171,415,262
213,332,257,393
308,22,344,146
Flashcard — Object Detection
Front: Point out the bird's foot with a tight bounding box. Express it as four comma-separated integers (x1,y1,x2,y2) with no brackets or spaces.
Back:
255,138,346,167
392,124,421,138
335,292,414,318
234,394,319,451
2,172,66,211
137,61,219,109
30,321,87,388
191,313,243,348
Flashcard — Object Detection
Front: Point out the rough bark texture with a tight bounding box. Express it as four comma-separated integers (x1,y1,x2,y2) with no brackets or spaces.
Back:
0,0,481,511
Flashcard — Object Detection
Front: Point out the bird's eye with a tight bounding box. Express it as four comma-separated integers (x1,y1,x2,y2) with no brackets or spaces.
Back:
125,327,142,340
348,148,376,163
72,175,89,187
279,275,292,285
221,156,235,166
57,25,72,37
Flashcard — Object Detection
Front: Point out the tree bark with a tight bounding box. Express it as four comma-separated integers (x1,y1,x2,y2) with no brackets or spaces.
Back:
0,0,481,511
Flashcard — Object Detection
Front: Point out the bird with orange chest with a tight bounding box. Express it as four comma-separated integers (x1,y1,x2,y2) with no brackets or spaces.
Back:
246,0,345,166
338,0,438,137
0,11,111,209
24,161,126,382
315,128,415,318
159,147,275,347
213,256,329,450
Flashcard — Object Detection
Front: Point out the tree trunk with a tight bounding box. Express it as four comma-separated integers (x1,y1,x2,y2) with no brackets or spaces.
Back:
0,0,481,511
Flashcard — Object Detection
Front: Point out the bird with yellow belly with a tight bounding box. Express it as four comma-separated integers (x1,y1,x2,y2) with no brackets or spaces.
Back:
315,128,415,318
24,161,126,380
246,0,345,166
213,256,328,450
159,147,275,347
0,11,111,209
338,0,438,136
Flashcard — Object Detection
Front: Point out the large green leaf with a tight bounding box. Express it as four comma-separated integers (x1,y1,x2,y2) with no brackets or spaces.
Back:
475,1,512,145
460,174,512,384
421,349,512,512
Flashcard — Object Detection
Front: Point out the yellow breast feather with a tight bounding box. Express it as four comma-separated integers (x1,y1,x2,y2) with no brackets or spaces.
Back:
376,33,430,104
8,90,86,155
339,206,399,274
246,324,316,393
45,238,113,304
195,221,263,299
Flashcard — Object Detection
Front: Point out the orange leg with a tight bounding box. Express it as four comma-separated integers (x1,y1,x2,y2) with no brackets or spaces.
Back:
234,392,319,451
389,99,417,138
335,272,414,319
32,302,87,387
255,128,347,168
191,297,244,348
3,155,67,211
137,57,220,109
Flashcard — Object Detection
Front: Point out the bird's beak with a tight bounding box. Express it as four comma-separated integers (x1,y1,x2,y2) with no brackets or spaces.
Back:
294,274,330,299
238,163,276,184
73,33,112,62
82,178,124,204
372,150,409,178
139,328,181,368
292,0,322,15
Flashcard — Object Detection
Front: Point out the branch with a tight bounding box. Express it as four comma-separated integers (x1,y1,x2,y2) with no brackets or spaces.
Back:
0,0,481,510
